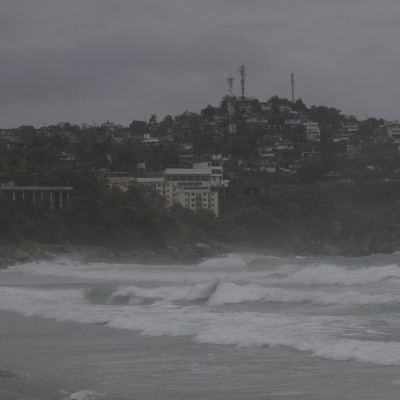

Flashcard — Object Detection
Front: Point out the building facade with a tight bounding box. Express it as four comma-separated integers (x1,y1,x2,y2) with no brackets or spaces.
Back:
134,163,229,216
384,120,400,144
303,121,321,142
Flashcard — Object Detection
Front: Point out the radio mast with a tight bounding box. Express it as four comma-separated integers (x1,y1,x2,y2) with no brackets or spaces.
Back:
226,72,236,134
226,73,235,98
238,65,246,100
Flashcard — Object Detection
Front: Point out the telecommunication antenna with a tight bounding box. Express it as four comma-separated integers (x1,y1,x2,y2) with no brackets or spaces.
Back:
226,72,237,134
226,73,235,97
291,70,295,104
238,65,246,100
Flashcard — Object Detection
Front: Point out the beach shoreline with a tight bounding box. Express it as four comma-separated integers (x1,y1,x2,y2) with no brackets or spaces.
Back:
0,368,65,400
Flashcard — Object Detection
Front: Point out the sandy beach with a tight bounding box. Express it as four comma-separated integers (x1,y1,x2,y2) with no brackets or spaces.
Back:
0,367,73,400
0,309,126,400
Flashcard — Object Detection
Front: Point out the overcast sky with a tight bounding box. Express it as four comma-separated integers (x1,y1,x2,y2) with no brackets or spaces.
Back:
1,0,399,128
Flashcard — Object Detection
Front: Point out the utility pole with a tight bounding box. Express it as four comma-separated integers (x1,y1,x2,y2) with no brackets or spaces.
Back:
291,70,295,104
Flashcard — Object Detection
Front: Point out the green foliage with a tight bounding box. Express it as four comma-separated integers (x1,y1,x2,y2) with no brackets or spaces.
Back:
308,105,344,129
201,105,217,120
2,97,400,255
129,120,147,135
300,158,326,182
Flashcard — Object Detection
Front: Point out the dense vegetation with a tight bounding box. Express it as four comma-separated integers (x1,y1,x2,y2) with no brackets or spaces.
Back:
2,97,400,256
1,164,400,256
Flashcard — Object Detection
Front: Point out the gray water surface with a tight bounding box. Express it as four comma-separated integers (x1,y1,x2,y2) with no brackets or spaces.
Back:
2,253,400,399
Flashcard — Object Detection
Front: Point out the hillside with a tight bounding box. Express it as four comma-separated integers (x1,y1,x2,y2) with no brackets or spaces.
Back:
1,168,400,262
1,96,400,260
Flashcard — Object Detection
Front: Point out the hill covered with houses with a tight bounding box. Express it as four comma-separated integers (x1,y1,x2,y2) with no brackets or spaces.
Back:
2,93,400,259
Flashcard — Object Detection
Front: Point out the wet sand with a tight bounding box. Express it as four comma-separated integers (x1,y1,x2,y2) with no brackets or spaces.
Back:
0,370,66,400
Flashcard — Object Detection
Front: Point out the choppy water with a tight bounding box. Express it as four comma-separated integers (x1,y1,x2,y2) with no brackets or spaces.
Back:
2,253,400,399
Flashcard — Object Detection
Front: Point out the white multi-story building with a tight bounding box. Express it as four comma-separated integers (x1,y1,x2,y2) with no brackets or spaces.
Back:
136,177,166,197
192,161,229,188
135,163,229,216
340,122,359,133
384,120,400,144
170,184,219,216
303,121,321,142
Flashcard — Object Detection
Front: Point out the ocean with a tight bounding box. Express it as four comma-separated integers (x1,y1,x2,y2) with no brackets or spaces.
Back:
2,252,400,399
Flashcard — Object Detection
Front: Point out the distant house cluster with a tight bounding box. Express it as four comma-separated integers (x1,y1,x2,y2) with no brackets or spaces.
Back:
2,81,400,215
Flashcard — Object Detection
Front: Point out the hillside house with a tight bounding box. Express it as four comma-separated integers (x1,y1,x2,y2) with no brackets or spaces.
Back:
333,142,355,158
104,172,135,192
333,132,353,142
340,122,359,133
384,120,400,144
259,157,277,173
303,122,321,142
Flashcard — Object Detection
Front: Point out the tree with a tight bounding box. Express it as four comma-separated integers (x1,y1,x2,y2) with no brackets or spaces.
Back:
308,106,344,129
293,98,308,112
148,114,158,125
129,120,146,135
158,115,174,136
300,158,326,182
18,125,36,142
201,104,217,120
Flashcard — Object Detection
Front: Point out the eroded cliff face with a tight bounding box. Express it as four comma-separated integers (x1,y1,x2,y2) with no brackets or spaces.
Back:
2,181,400,261
1,223,400,269
272,220,400,257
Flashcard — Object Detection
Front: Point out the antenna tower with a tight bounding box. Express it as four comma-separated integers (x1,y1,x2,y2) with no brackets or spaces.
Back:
226,73,235,97
238,65,246,100
291,70,295,104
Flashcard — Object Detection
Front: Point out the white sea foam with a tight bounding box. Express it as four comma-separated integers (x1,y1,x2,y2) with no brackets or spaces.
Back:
5,254,400,368
81,309,400,366
279,263,400,285
2,283,400,366
0,287,85,304
4,260,231,283
3,259,274,285
197,253,249,269
7,257,400,289
194,323,400,366
0,287,93,325
66,390,108,400
110,281,219,303
207,282,400,307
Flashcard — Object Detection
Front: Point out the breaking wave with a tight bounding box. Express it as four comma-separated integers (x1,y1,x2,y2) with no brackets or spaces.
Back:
109,281,219,303
1,284,400,366
100,280,400,308
6,257,400,288
207,282,400,307
194,325,400,366
66,390,109,400
279,263,400,285
0,286,85,304
4,253,400,367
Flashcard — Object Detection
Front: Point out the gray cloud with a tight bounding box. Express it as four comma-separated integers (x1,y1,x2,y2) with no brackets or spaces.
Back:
1,0,400,127
0,29,268,104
